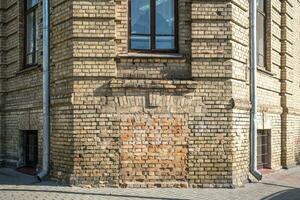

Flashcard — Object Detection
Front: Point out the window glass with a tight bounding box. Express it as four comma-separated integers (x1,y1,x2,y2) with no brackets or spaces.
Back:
155,0,175,49
131,35,151,50
155,36,174,49
27,0,38,9
257,0,264,12
155,0,174,35
26,12,34,64
131,0,150,35
130,0,176,51
34,12,38,63
257,1,265,68
25,0,38,65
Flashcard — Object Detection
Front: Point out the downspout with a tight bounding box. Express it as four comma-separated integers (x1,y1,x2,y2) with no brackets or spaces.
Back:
37,0,50,181
250,0,262,181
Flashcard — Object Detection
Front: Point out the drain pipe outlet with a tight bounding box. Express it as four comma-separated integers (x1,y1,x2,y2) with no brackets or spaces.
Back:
37,0,50,181
250,0,262,181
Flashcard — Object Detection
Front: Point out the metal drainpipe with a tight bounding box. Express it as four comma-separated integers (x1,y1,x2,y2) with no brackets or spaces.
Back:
250,0,262,181
37,0,50,181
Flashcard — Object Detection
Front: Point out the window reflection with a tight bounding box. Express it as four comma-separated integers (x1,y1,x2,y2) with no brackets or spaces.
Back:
257,0,265,68
25,0,38,65
130,0,176,51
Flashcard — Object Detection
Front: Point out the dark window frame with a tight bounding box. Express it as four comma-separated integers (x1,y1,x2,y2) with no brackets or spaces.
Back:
257,0,267,69
24,0,38,68
128,0,179,53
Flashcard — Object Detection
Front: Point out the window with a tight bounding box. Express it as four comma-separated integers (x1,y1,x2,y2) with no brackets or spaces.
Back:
22,130,38,167
257,129,271,169
129,0,178,52
25,0,38,66
257,0,266,68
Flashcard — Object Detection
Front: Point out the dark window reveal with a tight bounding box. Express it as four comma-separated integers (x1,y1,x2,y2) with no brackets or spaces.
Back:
129,0,178,52
22,130,38,167
25,0,38,66
257,130,271,169
257,0,266,68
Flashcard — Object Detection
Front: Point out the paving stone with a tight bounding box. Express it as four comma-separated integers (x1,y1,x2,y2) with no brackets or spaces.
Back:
0,167,299,200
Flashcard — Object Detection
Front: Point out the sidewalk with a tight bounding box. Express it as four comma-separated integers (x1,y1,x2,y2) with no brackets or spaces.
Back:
0,167,299,200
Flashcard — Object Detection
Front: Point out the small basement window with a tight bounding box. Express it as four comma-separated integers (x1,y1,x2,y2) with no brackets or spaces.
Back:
22,130,38,167
257,129,271,169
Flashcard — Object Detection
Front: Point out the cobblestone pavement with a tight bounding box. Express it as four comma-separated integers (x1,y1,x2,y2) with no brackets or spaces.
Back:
0,167,299,200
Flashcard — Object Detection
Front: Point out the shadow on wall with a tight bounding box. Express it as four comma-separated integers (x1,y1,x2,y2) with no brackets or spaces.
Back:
261,189,300,200
296,152,300,165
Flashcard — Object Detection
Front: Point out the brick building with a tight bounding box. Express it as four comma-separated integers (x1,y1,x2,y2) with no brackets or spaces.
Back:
0,0,299,188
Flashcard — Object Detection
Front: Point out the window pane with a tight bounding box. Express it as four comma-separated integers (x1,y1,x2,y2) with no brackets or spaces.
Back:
257,0,264,12
26,10,38,65
34,11,38,63
131,35,151,50
26,54,33,64
257,13,265,67
131,0,150,34
155,36,174,49
26,12,34,56
156,0,174,35
27,0,38,9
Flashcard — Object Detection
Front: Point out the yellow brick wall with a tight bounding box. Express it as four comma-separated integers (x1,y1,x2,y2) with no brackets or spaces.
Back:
50,0,75,180
0,0,43,167
0,0,5,165
291,0,300,164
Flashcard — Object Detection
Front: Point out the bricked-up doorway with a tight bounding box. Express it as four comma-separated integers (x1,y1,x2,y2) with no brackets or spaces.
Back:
22,130,38,167
257,129,271,169
119,114,189,187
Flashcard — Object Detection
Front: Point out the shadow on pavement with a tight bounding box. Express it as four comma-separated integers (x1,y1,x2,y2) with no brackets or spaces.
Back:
0,168,189,200
0,188,189,200
260,182,300,200
0,168,59,186
261,189,300,200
